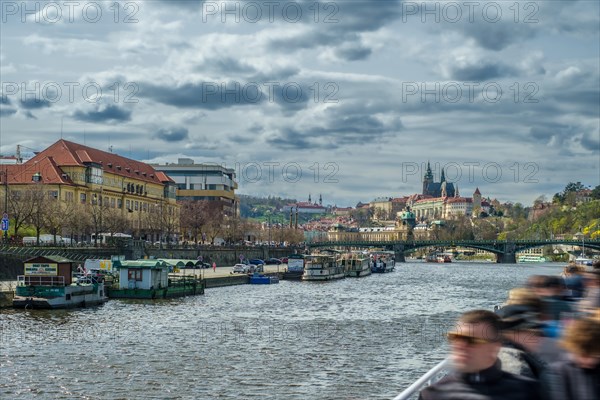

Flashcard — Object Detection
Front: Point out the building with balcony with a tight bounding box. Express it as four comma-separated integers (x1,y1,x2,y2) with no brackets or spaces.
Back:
1,139,178,242
152,158,238,216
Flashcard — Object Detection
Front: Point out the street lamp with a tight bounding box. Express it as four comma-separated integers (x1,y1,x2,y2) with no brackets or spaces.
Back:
267,211,272,258
2,168,8,243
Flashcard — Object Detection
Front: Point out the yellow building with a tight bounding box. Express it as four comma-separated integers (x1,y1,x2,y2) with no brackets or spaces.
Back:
1,139,178,242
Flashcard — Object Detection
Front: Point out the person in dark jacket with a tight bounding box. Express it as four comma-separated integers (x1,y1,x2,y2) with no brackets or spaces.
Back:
543,317,600,400
419,310,540,400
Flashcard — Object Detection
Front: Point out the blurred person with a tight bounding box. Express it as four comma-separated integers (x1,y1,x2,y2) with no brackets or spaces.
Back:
496,304,561,379
418,310,540,400
543,317,600,400
562,265,586,299
578,269,600,316
529,275,572,337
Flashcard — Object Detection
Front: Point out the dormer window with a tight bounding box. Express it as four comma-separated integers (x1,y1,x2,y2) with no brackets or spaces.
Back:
135,170,139,175
125,167,131,173
116,165,121,170
142,172,146,176
108,163,112,168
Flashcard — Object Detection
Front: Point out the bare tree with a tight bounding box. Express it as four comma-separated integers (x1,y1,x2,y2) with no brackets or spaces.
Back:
6,188,35,238
179,200,210,243
25,185,47,245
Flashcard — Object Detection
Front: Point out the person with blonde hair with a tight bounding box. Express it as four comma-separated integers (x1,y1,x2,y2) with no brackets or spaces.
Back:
543,317,600,399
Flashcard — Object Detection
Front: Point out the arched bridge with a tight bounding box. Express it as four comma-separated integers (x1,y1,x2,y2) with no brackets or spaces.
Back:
307,239,600,264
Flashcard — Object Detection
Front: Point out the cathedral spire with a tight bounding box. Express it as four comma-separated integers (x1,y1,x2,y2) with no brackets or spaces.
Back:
308,193,311,203
319,193,322,206
440,168,446,183
455,185,459,197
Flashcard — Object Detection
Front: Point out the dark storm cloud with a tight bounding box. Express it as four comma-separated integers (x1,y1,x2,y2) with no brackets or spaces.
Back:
0,108,17,117
448,61,518,81
580,133,600,152
139,80,316,112
266,102,403,150
23,110,37,120
154,127,189,142
19,98,51,109
267,1,402,60
195,57,257,75
334,43,372,61
72,104,132,123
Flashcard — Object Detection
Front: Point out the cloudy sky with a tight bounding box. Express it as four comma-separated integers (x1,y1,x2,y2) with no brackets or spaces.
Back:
1,0,598,207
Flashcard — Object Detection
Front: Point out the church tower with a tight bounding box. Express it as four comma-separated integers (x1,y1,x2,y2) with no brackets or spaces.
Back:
422,161,434,195
473,187,482,214
308,193,312,203
319,194,322,206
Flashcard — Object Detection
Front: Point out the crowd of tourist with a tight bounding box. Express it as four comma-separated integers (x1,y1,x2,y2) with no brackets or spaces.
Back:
418,260,600,400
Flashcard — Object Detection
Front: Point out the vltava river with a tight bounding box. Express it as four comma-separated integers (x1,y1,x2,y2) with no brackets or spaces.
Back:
0,262,564,399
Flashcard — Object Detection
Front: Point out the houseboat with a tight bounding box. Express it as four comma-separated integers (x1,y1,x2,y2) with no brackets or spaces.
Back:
339,253,372,277
371,251,395,273
283,254,305,280
106,260,204,299
302,254,346,281
13,256,108,309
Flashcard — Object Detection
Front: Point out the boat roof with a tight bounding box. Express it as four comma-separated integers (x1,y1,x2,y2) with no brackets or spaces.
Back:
113,260,169,269
158,259,202,267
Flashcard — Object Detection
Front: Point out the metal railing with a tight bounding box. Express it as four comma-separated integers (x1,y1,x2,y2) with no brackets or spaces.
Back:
392,358,450,400
17,275,65,286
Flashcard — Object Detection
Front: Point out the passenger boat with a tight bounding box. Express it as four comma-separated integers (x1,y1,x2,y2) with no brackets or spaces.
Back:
371,251,395,273
302,254,346,281
13,255,108,309
517,255,547,263
574,255,593,266
339,253,372,278
425,253,451,263
283,254,305,280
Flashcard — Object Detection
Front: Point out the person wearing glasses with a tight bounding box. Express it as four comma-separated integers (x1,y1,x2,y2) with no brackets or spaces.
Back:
418,310,541,400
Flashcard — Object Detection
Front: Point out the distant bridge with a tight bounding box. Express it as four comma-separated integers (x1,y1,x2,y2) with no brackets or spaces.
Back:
307,239,600,263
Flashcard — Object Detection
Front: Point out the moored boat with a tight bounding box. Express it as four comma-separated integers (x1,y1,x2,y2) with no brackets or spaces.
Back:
302,254,345,281
13,255,108,309
106,260,204,299
371,251,395,273
283,254,305,280
249,273,280,284
339,253,372,277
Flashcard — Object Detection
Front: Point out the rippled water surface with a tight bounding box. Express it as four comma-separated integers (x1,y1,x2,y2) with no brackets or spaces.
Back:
0,262,564,399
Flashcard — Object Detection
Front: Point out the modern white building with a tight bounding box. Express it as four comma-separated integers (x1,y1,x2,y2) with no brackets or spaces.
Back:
153,158,238,215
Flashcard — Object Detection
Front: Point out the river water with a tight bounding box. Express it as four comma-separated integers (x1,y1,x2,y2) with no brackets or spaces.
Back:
0,261,564,400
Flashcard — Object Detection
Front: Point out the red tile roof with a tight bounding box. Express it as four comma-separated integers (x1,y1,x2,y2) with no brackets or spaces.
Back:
6,139,173,185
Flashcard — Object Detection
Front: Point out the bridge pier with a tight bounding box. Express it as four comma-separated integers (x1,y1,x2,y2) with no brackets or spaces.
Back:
496,243,517,264
393,244,406,263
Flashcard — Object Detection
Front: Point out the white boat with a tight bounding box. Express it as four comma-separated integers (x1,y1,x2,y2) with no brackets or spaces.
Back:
575,255,593,266
517,255,547,263
339,253,372,278
302,254,346,281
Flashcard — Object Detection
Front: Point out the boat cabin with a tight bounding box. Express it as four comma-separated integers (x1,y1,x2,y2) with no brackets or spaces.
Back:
19,255,77,287
113,260,169,290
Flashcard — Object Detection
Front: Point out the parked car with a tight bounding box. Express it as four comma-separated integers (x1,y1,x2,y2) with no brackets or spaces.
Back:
265,258,282,265
232,264,249,274
280,257,289,263
200,262,211,269
248,259,265,266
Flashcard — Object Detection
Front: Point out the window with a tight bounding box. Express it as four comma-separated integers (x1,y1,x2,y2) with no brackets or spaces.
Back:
86,166,103,185
111,198,116,208
126,200,131,210
80,193,87,204
48,190,58,199
117,199,122,209
128,269,143,281
135,201,139,211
